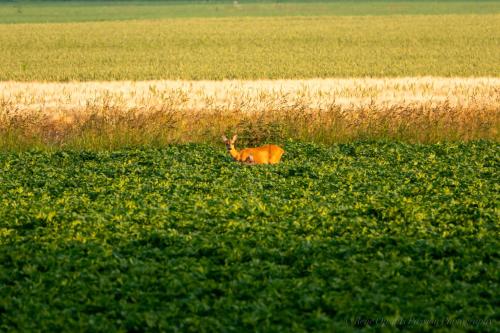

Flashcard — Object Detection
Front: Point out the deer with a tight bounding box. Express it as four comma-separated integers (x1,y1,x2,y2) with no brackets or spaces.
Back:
222,134,285,165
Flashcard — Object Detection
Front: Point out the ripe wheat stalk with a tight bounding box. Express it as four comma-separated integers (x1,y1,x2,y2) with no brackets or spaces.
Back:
0,78,499,149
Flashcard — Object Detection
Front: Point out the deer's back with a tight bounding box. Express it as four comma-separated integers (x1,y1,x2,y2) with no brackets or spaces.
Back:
240,144,285,164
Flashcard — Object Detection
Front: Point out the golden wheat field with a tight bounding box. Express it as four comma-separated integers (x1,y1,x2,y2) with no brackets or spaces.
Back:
3,78,499,113
0,78,498,149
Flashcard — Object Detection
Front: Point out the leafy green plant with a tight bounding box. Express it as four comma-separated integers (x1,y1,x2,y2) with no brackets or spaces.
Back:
0,141,498,332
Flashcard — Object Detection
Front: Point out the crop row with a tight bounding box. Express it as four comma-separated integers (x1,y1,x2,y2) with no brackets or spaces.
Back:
0,142,498,331
2,78,499,149
1,1,498,24
1,14,499,80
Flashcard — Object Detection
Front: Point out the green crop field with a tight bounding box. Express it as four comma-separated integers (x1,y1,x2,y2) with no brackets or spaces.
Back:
0,6,499,80
1,1,499,24
1,142,498,331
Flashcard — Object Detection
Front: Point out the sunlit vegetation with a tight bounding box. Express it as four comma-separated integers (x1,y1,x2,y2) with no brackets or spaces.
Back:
1,1,499,331
1,14,499,81
1,78,498,150
0,142,498,331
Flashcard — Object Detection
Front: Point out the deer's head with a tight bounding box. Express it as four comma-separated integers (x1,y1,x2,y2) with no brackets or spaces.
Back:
222,134,238,151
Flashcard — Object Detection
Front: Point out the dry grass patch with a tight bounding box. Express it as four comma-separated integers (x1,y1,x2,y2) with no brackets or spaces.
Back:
1,78,499,150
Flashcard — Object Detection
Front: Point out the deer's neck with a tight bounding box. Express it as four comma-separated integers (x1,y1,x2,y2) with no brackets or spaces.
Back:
228,146,240,161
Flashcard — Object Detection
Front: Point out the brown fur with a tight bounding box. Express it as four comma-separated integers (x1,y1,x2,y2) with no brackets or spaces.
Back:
222,134,285,164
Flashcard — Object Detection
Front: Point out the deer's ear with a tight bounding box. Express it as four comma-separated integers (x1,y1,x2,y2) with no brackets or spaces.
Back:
231,134,238,143
222,135,228,142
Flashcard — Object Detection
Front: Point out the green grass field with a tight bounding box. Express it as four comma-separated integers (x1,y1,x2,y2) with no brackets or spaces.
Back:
1,142,498,331
1,14,499,80
1,1,499,24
